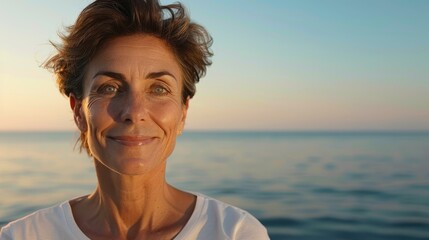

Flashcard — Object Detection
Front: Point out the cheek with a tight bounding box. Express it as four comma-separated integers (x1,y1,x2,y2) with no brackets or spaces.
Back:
86,98,113,130
150,101,183,132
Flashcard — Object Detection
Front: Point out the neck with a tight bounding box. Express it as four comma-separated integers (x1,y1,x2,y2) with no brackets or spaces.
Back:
94,160,168,223
72,160,195,239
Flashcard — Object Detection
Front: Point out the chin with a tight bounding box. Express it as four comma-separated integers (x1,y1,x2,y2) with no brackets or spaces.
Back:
96,155,163,176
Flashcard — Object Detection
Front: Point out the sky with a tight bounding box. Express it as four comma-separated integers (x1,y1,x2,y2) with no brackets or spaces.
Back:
0,0,428,131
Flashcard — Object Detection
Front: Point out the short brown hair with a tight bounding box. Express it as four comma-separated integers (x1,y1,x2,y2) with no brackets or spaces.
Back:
44,0,213,153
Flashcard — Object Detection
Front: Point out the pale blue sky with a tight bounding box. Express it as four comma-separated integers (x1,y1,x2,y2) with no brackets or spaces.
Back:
0,0,428,131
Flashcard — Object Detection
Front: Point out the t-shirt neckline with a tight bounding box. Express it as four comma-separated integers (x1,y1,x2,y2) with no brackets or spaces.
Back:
63,193,204,240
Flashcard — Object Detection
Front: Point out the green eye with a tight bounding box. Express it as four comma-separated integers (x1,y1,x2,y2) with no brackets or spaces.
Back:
98,84,118,95
152,85,168,95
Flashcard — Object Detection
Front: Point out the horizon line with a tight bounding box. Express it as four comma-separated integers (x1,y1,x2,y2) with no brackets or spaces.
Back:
1,129,429,134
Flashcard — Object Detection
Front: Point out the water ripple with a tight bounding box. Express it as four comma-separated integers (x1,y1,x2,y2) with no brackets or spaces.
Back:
261,217,304,227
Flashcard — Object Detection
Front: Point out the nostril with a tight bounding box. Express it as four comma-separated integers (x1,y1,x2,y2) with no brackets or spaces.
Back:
121,113,146,123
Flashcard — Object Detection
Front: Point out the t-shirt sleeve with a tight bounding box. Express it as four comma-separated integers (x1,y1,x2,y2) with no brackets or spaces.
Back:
0,225,13,240
235,213,270,240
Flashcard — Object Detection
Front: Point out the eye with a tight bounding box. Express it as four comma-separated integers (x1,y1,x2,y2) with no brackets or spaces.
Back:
97,84,119,95
151,85,169,96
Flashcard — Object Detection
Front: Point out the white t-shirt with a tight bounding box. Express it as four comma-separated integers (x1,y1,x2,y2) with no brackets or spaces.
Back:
0,193,269,239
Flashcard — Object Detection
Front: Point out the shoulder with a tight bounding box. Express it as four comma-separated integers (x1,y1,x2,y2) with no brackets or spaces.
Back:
198,193,259,225
177,193,270,240
0,200,86,240
199,194,270,239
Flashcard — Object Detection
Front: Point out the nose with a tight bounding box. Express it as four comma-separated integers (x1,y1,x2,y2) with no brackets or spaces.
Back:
119,91,148,123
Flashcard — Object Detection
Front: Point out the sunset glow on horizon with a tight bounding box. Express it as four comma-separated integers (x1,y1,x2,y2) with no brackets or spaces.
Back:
1,0,428,131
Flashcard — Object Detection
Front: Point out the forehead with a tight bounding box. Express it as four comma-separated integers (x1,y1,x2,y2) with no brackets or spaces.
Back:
86,34,182,79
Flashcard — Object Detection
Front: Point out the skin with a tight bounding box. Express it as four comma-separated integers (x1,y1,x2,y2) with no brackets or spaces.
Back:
69,34,196,239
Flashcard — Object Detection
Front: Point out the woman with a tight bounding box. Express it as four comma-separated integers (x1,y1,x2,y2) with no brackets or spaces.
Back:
0,0,269,239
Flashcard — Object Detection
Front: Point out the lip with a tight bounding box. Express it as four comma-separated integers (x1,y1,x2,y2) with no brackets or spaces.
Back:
107,136,155,146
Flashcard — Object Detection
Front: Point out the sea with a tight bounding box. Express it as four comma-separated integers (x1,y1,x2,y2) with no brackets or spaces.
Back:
0,131,428,240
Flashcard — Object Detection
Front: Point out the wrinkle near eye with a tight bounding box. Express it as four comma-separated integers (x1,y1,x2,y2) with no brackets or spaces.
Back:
87,95,105,110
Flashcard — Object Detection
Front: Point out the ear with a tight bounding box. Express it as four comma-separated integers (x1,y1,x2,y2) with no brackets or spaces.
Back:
178,97,189,135
70,94,87,132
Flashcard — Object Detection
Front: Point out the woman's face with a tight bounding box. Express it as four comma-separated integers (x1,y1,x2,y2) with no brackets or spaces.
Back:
71,34,188,175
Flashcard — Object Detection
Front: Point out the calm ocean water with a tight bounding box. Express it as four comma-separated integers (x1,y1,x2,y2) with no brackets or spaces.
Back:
1,131,429,239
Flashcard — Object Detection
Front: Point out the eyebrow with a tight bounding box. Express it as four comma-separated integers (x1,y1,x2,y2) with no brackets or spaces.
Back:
93,71,177,81
146,71,177,81
93,71,125,81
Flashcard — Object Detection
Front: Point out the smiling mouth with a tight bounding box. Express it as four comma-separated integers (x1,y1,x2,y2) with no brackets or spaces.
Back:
107,136,155,146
